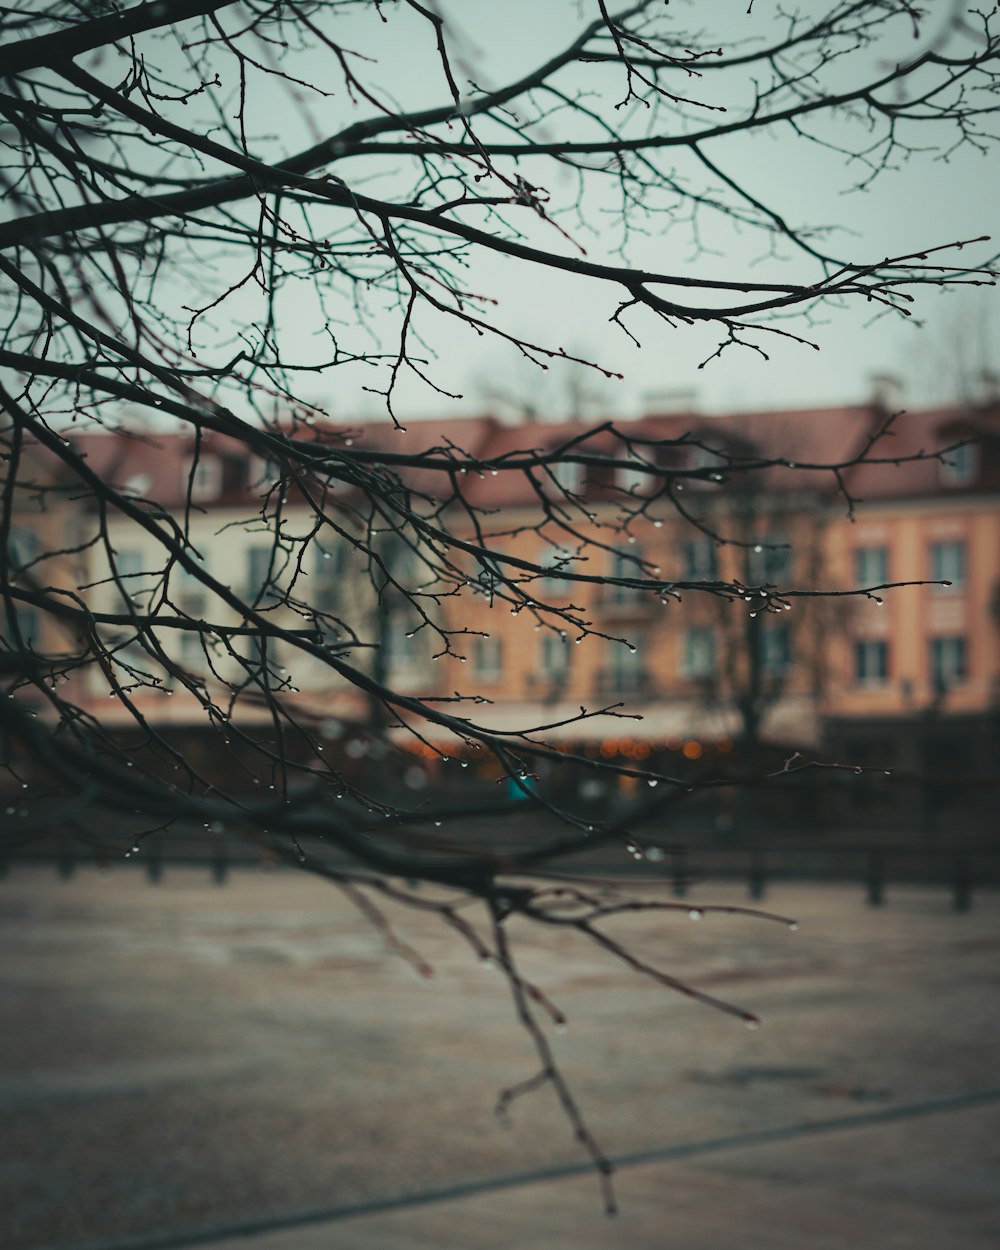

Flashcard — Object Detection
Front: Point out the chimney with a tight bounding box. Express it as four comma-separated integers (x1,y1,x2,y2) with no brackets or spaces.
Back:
642,387,698,416
869,372,904,411
976,368,1000,404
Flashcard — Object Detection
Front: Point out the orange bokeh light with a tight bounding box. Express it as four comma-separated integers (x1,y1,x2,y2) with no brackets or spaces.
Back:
682,740,702,760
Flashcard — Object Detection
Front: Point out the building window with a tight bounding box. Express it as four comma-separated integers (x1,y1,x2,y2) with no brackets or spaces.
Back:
187,455,222,502
115,634,155,681
112,548,146,606
249,456,280,490
682,627,715,679
173,559,208,616
617,455,650,493
749,536,791,584
608,546,644,603
247,545,279,602
854,639,889,685
1,606,39,648
760,623,792,673
540,632,570,679
688,445,724,473
930,636,966,690
855,545,888,587
472,554,504,599
682,538,717,580
116,549,143,577
940,443,977,486
180,628,205,668
384,541,418,586
244,632,269,680
541,544,575,593
929,540,966,590
549,459,580,494
314,539,349,609
472,636,503,682
6,526,39,572
393,625,422,672
604,637,645,693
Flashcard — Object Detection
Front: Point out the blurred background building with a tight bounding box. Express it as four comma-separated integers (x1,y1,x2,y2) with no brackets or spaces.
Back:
4,393,998,834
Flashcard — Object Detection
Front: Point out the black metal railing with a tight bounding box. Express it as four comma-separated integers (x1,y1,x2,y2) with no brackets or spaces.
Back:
6,837,997,912
593,667,653,697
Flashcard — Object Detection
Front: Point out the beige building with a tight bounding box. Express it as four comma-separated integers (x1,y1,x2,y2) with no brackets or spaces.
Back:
6,398,996,817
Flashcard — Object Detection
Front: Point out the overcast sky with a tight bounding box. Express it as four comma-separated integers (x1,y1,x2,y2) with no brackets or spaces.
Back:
146,1,1000,423
338,3,999,419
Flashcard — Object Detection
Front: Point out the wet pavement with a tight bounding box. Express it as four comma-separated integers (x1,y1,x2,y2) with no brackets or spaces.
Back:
1,865,998,1249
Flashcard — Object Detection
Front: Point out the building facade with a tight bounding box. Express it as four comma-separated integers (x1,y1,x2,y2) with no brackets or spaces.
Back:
4,397,997,824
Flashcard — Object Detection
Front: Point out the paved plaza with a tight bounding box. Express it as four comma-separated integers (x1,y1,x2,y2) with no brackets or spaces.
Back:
1,865,998,1249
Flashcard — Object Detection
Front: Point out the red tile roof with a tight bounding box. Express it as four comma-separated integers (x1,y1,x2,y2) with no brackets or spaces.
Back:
55,399,1000,512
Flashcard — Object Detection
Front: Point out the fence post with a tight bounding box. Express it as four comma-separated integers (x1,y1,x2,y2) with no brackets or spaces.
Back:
866,849,885,907
145,852,163,885
671,849,688,898
952,854,972,912
749,850,767,901
211,847,228,885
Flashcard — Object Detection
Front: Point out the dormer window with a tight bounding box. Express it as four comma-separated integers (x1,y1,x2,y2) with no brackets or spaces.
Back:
123,472,154,498
6,525,38,572
249,456,280,491
617,455,650,493
940,442,977,486
187,455,222,502
549,458,580,493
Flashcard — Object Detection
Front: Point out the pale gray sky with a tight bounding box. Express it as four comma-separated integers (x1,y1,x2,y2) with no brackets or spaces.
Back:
149,1,1000,422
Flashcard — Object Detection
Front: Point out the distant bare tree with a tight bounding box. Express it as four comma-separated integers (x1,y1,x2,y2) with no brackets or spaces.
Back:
917,290,1000,407
673,421,838,758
